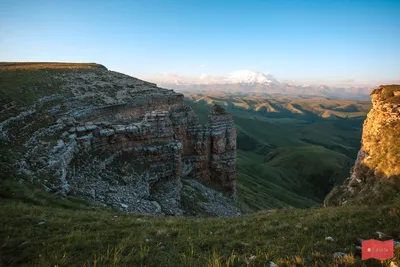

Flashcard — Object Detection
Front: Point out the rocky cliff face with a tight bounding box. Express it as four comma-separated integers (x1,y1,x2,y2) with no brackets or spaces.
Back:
0,63,239,216
325,85,400,206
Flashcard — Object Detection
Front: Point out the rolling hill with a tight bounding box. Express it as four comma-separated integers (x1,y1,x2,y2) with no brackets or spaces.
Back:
185,94,370,211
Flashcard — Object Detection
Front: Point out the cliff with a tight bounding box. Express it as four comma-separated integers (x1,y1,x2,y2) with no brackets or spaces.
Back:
0,63,239,216
325,85,400,206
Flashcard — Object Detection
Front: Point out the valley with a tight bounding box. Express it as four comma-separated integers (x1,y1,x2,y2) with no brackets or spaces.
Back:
184,93,371,212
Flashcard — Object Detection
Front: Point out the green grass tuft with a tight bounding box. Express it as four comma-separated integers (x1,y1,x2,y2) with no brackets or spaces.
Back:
1,179,399,266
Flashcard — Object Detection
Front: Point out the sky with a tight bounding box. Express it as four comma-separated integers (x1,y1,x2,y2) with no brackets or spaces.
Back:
0,0,399,85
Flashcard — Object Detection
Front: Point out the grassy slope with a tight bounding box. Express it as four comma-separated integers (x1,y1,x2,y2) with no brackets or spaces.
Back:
237,150,319,211
0,68,65,107
0,63,106,110
237,146,351,212
1,181,399,267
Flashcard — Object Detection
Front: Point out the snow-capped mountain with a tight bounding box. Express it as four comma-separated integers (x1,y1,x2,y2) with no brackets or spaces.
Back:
224,70,277,84
146,70,277,85
144,70,375,100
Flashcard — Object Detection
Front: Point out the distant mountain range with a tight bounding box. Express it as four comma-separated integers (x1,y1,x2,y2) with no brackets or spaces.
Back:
149,70,375,100
184,91,372,120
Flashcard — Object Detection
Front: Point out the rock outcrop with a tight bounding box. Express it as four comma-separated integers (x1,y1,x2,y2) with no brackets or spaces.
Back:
325,85,400,206
0,63,239,216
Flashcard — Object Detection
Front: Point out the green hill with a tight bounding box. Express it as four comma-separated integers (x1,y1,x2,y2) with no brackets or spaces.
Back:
237,147,352,212
185,92,371,119
187,100,362,211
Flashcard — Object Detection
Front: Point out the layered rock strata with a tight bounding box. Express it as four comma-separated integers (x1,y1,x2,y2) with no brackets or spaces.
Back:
325,85,400,206
0,63,238,216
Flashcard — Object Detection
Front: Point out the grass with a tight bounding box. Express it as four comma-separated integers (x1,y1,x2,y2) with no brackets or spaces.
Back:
0,63,106,107
1,179,400,267
358,84,400,179
236,147,352,212
0,68,66,106
0,62,107,70
213,104,228,115
371,85,400,104
365,120,400,178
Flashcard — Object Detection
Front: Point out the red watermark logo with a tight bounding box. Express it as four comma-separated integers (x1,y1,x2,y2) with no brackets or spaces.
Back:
362,239,394,260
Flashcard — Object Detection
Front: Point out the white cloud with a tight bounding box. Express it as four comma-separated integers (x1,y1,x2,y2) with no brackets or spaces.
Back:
144,72,226,85
146,72,198,85
187,63,207,69
143,70,377,88
199,74,225,84
341,79,355,83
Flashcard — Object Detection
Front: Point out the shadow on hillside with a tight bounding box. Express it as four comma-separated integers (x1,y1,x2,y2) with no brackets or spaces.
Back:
324,162,400,207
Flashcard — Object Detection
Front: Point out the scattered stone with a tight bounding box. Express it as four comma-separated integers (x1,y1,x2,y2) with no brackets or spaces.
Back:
99,129,115,136
90,189,96,200
76,126,86,132
333,252,347,260
181,178,241,217
374,231,388,239
151,201,162,213
19,241,30,247
325,236,335,242
38,221,46,225
249,255,256,261
157,242,166,249
62,183,71,195
145,237,151,242
355,238,364,245
120,203,128,209
269,261,278,267
85,124,97,131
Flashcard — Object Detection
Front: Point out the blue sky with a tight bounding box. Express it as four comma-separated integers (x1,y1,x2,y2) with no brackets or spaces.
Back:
0,0,399,85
